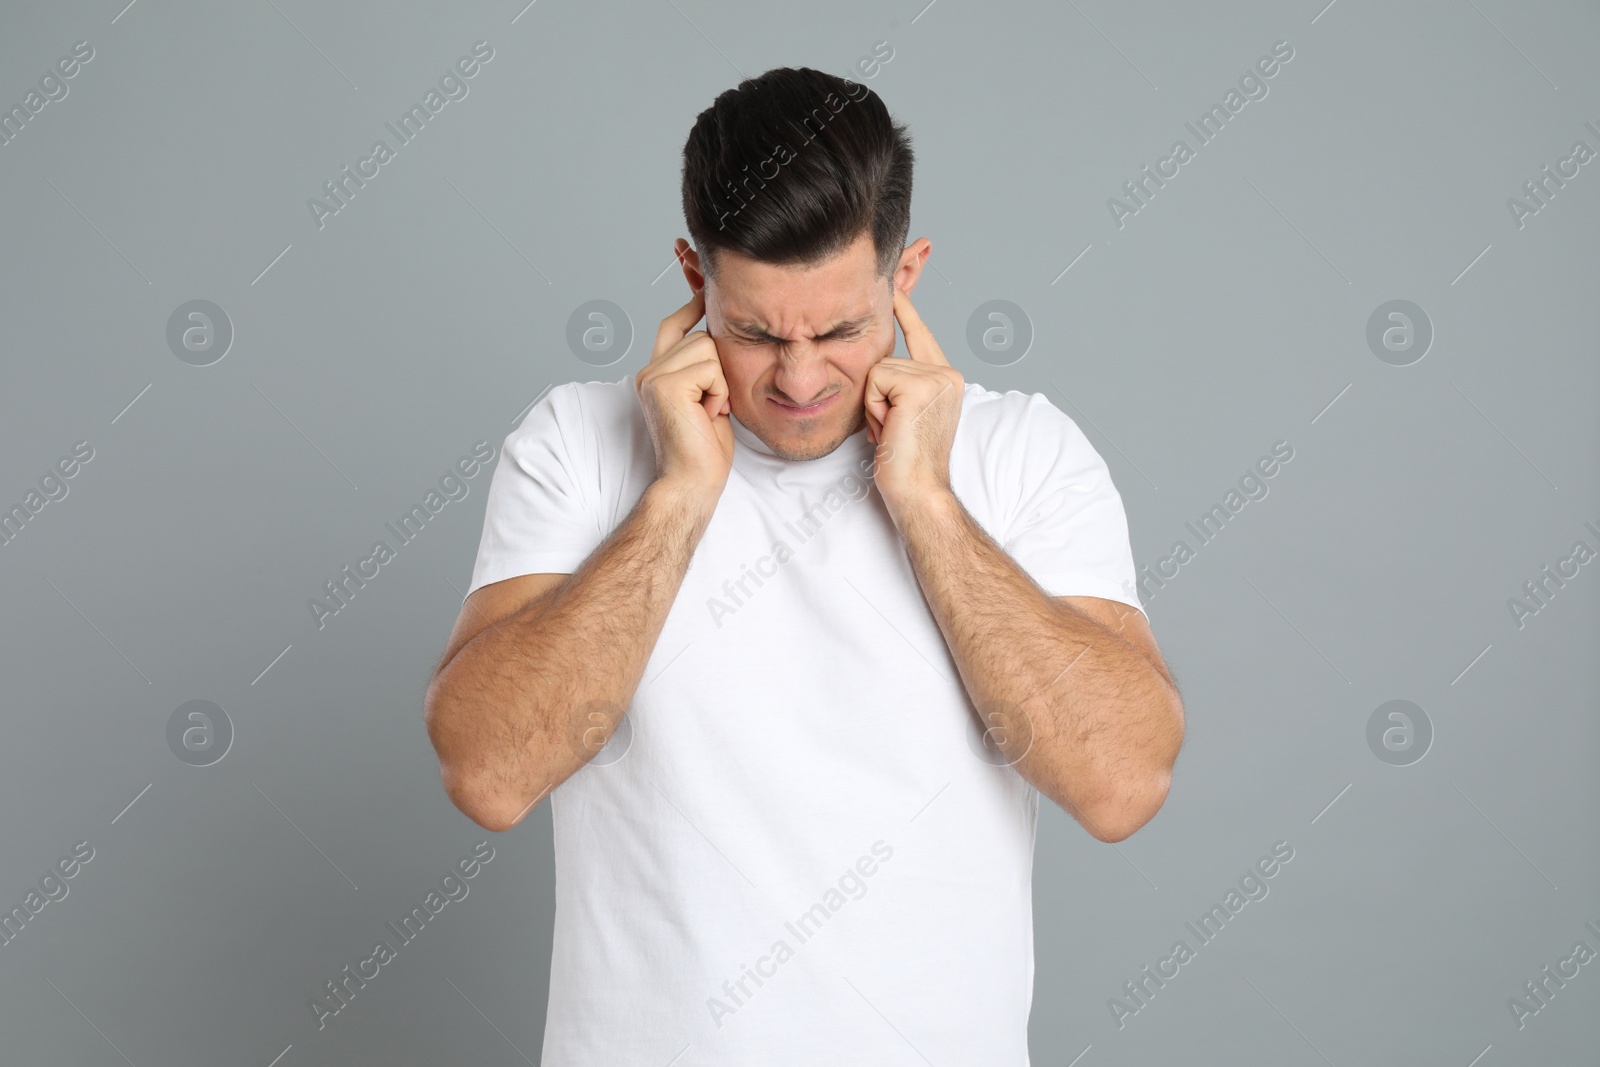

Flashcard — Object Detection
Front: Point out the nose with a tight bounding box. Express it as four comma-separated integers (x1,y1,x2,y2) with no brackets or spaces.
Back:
771,348,833,406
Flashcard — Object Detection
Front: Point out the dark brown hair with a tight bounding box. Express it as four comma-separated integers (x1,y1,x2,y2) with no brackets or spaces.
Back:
681,67,914,283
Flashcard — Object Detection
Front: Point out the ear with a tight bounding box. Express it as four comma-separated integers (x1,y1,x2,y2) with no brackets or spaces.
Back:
891,237,931,297
675,237,706,294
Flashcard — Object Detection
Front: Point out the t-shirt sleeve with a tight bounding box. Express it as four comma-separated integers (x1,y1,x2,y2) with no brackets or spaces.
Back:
466,383,605,597
999,392,1146,618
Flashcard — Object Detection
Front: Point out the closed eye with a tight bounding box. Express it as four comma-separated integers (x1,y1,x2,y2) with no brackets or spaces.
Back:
726,317,871,346
732,330,863,346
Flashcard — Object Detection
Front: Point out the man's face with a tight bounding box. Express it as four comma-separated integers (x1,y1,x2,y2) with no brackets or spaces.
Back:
683,230,925,462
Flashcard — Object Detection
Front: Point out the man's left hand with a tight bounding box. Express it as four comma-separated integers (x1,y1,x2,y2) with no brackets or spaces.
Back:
864,287,964,520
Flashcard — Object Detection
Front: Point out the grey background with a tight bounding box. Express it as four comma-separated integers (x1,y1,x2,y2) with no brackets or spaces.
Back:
1,0,1595,1064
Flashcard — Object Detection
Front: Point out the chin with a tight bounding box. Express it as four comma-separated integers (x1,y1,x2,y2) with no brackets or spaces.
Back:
764,411,860,462
769,438,837,462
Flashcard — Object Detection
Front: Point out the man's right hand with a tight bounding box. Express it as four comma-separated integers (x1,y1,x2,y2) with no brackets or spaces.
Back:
635,286,735,507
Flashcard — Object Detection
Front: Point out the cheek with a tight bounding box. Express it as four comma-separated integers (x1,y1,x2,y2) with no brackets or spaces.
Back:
717,346,762,393
715,347,776,410
848,331,893,378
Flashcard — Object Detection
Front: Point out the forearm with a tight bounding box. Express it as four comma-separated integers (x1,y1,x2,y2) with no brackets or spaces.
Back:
427,480,712,829
893,490,1182,840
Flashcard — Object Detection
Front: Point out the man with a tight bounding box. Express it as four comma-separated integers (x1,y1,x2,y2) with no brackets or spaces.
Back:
424,66,1183,1065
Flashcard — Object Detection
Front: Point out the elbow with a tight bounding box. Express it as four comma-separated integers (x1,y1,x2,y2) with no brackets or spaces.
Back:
438,763,524,834
429,742,531,834
461,804,522,836
1084,767,1172,843
424,687,530,834
1084,696,1184,843
1085,721,1181,843
1087,822,1136,845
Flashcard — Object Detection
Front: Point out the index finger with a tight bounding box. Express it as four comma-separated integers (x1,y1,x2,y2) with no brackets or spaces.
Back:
891,287,950,367
652,287,706,362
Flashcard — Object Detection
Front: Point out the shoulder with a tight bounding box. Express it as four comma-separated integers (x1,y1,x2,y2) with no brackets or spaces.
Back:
513,374,638,434
955,380,1102,476
951,380,1129,544
953,382,1141,612
502,374,641,456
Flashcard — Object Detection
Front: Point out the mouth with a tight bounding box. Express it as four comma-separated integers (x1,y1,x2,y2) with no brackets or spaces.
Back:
768,392,839,418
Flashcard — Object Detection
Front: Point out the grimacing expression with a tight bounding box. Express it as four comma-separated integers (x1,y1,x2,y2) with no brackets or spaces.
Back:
684,231,920,462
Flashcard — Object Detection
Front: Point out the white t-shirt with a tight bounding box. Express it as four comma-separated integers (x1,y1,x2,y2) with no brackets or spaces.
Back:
467,373,1143,1066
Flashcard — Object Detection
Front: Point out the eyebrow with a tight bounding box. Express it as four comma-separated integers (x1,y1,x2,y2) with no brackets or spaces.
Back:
725,315,873,344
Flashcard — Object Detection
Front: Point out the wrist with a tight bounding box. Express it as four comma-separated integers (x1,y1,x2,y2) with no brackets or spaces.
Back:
645,476,722,532
883,483,960,531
